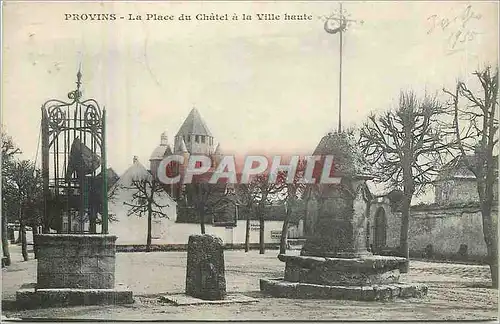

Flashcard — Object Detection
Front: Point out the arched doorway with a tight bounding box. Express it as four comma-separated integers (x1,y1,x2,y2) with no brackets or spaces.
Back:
373,207,387,253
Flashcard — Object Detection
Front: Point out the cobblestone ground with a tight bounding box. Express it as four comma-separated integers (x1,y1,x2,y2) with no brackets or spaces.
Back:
2,246,498,321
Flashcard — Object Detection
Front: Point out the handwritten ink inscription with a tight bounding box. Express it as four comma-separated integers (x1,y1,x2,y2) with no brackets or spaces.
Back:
427,4,482,54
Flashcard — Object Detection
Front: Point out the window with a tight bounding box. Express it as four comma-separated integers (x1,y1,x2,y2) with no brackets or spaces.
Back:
195,161,202,168
201,136,205,143
195,135,199,143
185,136,190,143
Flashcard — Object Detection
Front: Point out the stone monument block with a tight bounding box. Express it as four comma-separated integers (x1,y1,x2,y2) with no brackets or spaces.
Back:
185,234,226,300
301,180,371,258
17,234,133,309
35,234,116,289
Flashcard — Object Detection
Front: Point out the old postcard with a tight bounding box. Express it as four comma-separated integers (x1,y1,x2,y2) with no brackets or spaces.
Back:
1,0,498,321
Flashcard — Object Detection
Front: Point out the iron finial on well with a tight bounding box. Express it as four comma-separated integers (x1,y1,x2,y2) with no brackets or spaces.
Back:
76,67,82,90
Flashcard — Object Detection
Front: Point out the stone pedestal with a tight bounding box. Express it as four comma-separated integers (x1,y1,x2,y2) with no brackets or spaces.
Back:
260,181,426,300
16,234,133,309
259,278,428,301
259,181,427,300
260,253,427,301
36,234,116,289
281,254,406,286
186,234,226,300
301,180,373,258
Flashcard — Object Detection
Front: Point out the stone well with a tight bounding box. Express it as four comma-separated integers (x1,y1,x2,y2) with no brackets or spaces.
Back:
260,132,428,301
16,234,133,309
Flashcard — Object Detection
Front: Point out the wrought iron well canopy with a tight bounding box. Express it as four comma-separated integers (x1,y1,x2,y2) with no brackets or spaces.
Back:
41,70,108,234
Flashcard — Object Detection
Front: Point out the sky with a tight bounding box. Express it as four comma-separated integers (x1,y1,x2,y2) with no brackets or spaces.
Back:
2,1,498,177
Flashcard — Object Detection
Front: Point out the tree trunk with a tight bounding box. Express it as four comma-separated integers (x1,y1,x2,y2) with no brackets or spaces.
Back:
259,207,265,255
16,225,21,244
279,211,291,255
399,197,411,273
32,225,39,259
245,209,251,252
89,207,97,234
487,241,498,288
146,208,152,252
2,214,11,266
481,205,498,288
199,207,206,234
304,200,310,237
303,188,312,237
21,223,28,261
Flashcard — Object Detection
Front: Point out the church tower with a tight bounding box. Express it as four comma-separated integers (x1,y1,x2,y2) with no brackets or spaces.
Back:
149,108,221,202
149,131,173,179
174,107,215,155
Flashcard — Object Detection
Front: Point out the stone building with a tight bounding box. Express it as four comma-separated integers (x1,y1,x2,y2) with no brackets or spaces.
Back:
149,108,222,202
366,155,498,261
434,155,498,204
108,108,287,246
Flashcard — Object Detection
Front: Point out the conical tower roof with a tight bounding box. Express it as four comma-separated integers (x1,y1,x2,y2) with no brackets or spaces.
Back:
176,107,213,137
111,156,152,190
313,131,372,177
150,131,173,161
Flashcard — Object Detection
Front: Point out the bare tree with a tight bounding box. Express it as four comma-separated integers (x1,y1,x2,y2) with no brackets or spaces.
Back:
4,160,43,261
233,183,259,252
443,66,499,288
1,131,21,266
1,131,21,160
301,185,314,237
279,160,307,255
359,91,450,272
183,173,234,235
231,176,282,253
124,173,170,252
251,173,286,255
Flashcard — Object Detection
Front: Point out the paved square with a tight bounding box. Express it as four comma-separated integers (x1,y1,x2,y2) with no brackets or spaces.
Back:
2,246,498,321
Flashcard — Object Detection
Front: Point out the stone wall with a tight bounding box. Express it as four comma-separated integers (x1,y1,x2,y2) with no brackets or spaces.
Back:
406,204,494,259
36,234,116,289
368,202,497,260
108,218,284,246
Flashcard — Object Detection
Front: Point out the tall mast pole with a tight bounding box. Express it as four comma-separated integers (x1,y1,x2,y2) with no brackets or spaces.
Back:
324,2,363,134
338,2,343,132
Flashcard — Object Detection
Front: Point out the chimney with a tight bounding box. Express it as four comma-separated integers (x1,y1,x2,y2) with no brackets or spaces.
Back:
133,156,139,163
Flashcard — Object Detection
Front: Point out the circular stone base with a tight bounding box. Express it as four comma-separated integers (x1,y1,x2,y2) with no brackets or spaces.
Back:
16,283,134,309
279,254,409,286
259,278,428,301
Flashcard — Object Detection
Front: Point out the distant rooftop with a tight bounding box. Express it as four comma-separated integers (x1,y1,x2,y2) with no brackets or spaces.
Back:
176,107,213,137
437,155,498,181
